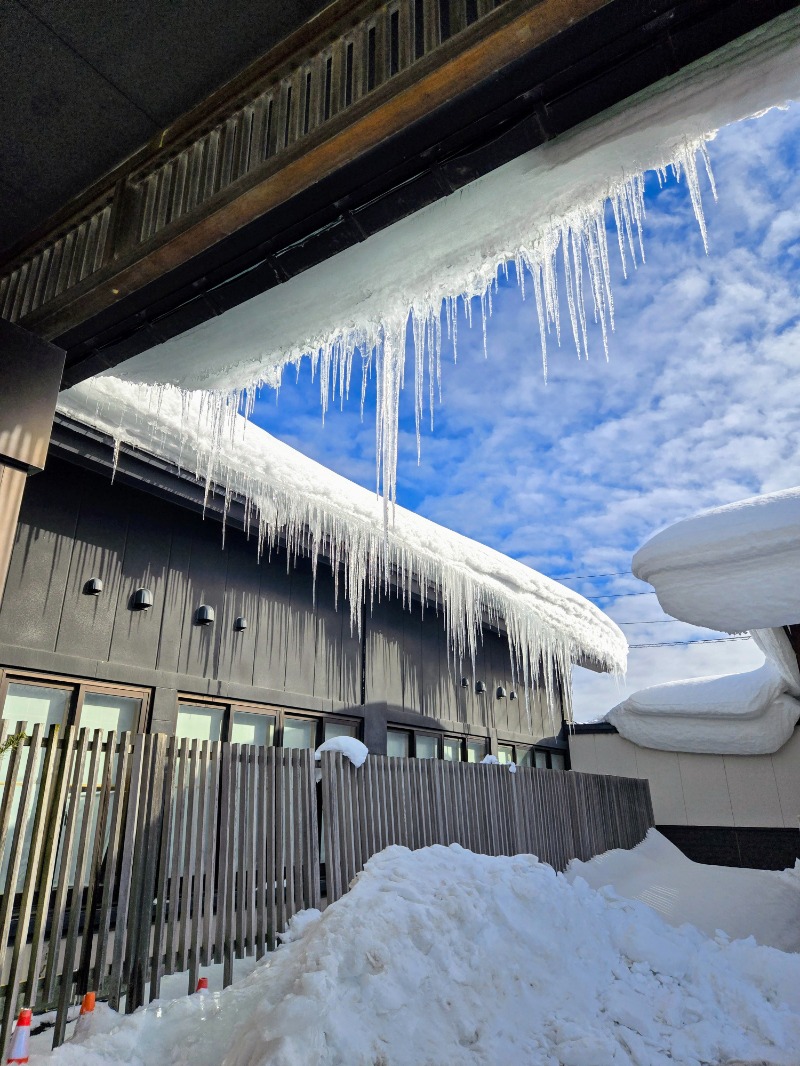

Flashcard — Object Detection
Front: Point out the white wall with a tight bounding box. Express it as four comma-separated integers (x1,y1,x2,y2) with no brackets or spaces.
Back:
570,729,800,829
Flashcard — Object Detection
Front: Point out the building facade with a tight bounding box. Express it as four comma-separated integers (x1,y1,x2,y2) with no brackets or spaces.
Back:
0,436,568,770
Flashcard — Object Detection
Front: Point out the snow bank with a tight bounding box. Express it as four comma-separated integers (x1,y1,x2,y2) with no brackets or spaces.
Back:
101,13,800,508
32,845,800,1066
314,737,368,768
58,378,626,722
607,661,800,755
632,487,800,632
567,829,800,953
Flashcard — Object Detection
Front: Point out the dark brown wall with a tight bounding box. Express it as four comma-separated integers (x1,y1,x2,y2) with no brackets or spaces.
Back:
0,456,556,746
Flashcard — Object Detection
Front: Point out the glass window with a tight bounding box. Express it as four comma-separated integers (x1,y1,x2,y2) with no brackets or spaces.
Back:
80,691,140,735
550,751,566,771
283,717,315,749
534,749,548,769
517,747,533,768
415,733,438,759
2,683,69,732
324,720,358,742
231,711,275,747
176,704,223,742
386,729,410,758
442,737,461,762
497,744,514,765
466,739,485,764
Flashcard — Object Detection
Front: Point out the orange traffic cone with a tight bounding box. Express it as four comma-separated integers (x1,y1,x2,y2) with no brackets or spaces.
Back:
195,977,209,993
73,992,95,1037
6,1008,31,1064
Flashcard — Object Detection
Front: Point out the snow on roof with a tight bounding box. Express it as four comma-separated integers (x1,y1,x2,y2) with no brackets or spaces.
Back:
105,13,800,509
607,660,800,755
633,487,800,631
58,378,627,722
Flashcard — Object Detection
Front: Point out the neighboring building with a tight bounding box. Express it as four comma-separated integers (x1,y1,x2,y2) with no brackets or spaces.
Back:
571,489,800,869
0,406,601,767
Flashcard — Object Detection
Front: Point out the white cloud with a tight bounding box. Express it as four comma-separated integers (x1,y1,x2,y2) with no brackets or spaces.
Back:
250,101,800,722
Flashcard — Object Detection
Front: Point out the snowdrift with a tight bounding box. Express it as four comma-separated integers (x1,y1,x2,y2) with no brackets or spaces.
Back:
58,377,626,721
32,844,800,1066
567,829,800,952
633,487,800,632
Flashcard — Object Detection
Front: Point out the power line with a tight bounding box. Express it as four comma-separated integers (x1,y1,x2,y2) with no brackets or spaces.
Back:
628,636,749,649
558,570,634,581
589,590,656,599
616,619,702,625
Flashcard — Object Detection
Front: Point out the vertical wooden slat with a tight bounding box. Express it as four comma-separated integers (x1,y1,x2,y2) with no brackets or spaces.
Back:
214,741,232,966
176,740,198,976
188,741,210,993
235,744,249,958
223,744,239,987
165,738,189,973
107,733,146,1010
149,736,178,1001
255,744,267,957
43,727,91,1003
275,747,288,927
130,734,167,1012
53,729,105,1046
0,722,29,880
265,746,277,949
201,740,221,966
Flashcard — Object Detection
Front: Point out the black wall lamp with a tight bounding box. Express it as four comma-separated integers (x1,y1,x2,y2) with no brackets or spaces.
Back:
509,691,518,701
83,577,103,596
496,686,506,699
234,616,248,631
475,681,487,695
196,604,215,626
132,588,153,610
461,677,469,688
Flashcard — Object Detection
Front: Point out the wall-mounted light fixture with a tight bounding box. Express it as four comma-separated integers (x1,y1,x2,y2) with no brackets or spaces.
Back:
461,677,469,688
475,681,487,695
234,616,248,631
509,691,518,701
131,588,153,611
496,686,506,699
83,577,103,596
196,604,215,626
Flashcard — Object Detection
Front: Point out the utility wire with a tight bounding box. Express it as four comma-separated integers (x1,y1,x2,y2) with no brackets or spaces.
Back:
628,636,749,649
616,619,706,625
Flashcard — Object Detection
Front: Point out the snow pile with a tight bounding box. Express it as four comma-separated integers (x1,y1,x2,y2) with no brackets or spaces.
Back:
102,13,800,507
607,658,800,755
32,845,800,1066
58,378,626,722
567,829,800,953
633,487,800,632
315,737,368,768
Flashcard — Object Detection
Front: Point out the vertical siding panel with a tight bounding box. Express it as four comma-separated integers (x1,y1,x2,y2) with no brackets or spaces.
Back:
284,558,318,696
108,508,172,669
252,549,292,692
214,536,261,687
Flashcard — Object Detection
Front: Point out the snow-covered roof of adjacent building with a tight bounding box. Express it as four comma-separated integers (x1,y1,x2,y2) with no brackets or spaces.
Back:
633,488,800,632
58,378,627,723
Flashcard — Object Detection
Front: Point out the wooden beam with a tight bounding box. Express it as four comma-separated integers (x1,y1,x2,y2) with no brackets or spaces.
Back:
12,0,614,342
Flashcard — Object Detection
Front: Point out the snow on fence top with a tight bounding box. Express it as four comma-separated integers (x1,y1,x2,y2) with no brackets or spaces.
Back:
100,12,800,511
633,487,800,632
58,377,627,723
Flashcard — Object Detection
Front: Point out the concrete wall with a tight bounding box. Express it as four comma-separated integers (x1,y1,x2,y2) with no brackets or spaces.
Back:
0,455,558,747
570,729,800,830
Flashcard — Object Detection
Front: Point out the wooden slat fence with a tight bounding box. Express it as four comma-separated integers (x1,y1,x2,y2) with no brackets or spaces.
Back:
0,725,318,1053
321,753,655,902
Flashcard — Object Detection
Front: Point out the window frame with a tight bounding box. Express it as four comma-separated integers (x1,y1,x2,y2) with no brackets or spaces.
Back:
495,738,569,770
0,667,150,734
175,693,360,749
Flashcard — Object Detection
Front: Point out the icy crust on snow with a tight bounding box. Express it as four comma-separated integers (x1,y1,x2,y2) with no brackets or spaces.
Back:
567,829,800,952
33,845,800,1066
633,486,800,632
57,378,626,722
105,13,800,507
607,657,800,755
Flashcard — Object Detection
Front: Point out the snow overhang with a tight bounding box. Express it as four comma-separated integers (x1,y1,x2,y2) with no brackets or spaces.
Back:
57,377,628,723
633,488,800,633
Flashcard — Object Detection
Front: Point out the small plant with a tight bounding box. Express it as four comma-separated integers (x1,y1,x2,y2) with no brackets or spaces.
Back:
0,731,27,760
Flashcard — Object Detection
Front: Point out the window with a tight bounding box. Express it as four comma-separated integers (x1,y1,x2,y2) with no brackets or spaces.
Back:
466,739,485,764
442,737,462,762
0,670,148,736
176,695,358,750
497,744,514,765
493,739,568,770
415,733,439,759
550,751,566,771
387,729,410,758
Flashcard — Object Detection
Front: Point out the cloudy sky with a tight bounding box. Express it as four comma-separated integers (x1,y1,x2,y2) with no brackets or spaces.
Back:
248,101,800,722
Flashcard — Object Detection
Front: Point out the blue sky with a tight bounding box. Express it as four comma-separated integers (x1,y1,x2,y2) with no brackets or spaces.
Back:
248,102,800,721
